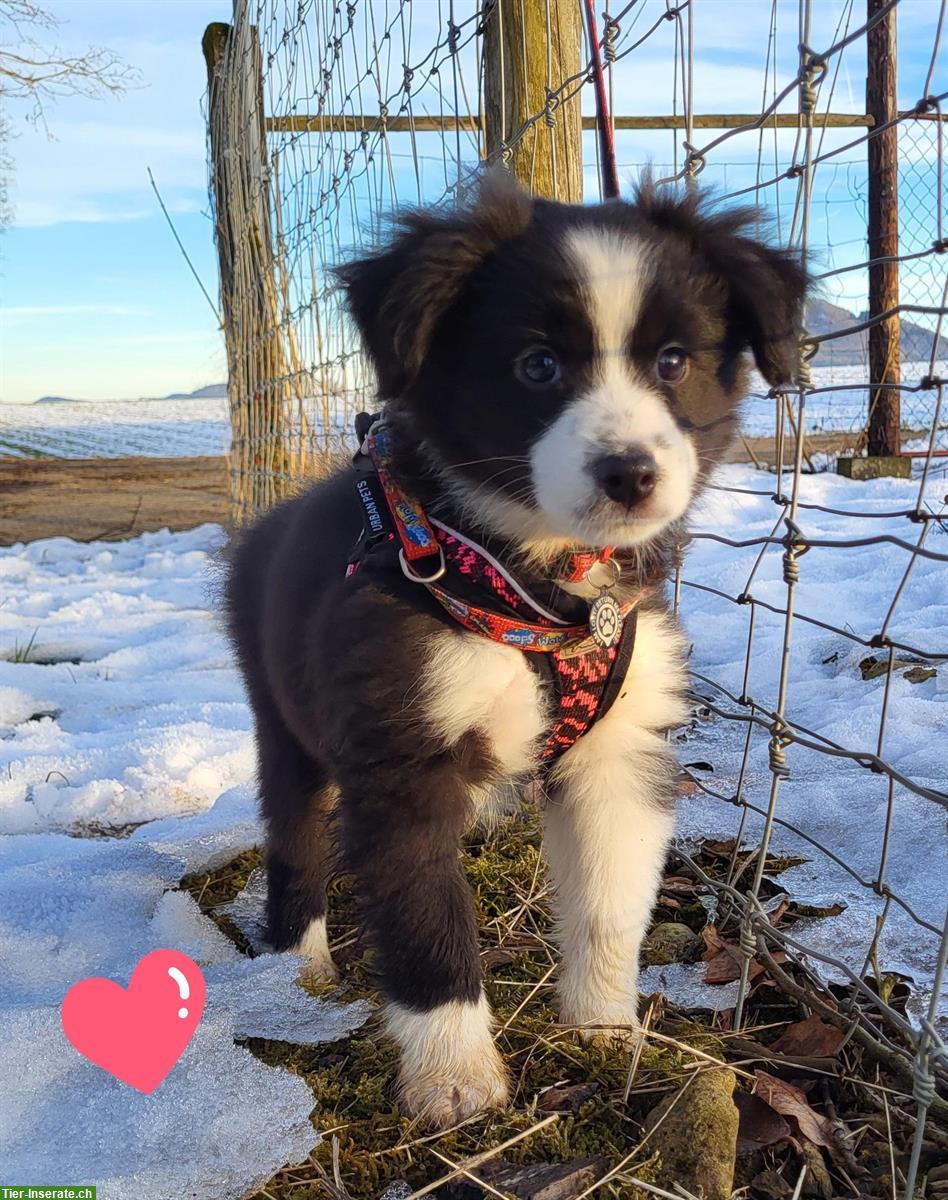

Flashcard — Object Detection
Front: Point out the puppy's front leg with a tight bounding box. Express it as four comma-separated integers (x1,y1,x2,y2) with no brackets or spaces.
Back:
325,622,543,1128
543,611,686,1040
340,753,508,1128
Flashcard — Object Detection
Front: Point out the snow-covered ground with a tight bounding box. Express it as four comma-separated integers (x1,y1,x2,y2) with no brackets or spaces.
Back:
679,465,948,1025
1,466,945,1196
0,397,230,458
2,360,945,459
0,527,371,1198
741,359,948,444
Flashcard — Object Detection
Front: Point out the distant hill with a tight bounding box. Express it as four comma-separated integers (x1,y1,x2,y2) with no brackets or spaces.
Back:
160,383,228,401
28,301,948,406
32,383,227,405
807,298,946,366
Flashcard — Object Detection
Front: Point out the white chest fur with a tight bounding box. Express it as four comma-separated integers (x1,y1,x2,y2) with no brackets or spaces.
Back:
418,607,688,784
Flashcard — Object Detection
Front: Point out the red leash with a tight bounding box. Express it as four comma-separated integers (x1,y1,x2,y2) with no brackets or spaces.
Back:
582,0,620,200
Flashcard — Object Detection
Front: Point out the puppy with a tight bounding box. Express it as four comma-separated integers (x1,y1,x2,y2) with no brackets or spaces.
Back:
225,175,807,1129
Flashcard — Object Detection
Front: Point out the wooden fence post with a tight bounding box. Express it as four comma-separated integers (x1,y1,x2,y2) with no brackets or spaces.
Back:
865,0,903,465
482,0,584,201
203,11,292,519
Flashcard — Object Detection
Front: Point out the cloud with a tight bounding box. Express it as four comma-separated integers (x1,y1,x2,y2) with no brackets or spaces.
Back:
2,304,152,318
12,195,201,228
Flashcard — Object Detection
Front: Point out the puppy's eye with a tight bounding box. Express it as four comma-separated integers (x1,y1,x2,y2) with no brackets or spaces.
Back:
515,346,561,388
655,346,689,384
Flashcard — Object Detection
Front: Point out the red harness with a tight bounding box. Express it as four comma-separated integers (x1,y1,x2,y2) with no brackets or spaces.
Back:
348,420,650,766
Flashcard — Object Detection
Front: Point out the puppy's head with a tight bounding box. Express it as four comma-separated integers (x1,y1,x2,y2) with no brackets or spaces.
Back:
338,174,808,552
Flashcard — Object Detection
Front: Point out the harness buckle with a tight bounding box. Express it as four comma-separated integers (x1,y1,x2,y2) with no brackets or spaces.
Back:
399,545,447,584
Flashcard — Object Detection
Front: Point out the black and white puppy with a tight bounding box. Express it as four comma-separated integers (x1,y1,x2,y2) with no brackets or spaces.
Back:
225,175,807,1129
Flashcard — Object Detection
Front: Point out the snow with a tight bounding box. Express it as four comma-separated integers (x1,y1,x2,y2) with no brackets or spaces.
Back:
1,463,944,1194
0,396,230,459
2,361,944,460
678,463,948,1024
0,527,370,1200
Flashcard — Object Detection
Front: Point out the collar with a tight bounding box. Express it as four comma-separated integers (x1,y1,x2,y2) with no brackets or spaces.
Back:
352,418,652,654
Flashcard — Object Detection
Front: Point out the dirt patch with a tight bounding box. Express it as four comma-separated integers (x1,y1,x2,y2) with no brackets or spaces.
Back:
0,455,230,544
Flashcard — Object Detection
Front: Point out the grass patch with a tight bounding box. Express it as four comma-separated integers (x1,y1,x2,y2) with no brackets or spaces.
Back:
182,809,944,1199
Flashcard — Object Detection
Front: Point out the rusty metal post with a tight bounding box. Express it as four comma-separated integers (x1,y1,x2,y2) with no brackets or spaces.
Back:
866,0,902,461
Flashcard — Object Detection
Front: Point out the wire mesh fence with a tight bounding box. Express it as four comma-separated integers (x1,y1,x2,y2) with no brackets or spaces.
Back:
205,1,947,1194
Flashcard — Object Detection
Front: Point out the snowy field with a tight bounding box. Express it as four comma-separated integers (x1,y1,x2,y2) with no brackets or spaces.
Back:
741,359,948,442
2,360,945,460
0,466,945,1196
0,396,231,458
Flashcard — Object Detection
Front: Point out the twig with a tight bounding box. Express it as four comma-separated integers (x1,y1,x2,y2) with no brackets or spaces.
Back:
612,1178,700,1200
756,943,948,1123
497,963,557,1032
147,166,221,323
402,1113,559,1199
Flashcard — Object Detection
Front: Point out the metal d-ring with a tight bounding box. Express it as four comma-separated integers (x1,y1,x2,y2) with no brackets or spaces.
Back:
399,545,447,583
584,556,621,591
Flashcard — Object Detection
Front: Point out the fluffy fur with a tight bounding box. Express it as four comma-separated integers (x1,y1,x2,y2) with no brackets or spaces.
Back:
225,173,808,1128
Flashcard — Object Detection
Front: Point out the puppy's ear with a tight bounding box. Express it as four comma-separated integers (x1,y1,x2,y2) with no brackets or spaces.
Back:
337,172,532,396
634,181,810,387
714,233,810,387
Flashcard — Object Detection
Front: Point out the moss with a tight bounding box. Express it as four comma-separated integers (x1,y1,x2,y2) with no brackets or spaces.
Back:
183,812,901,1200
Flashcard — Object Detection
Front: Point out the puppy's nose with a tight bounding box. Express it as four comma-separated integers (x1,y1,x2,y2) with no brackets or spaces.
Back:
592,451,658,508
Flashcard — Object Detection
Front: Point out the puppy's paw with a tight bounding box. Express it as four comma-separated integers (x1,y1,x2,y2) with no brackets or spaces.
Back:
297,953,339,986
386,996,510,1130
289,917,338,985
559,1002,643,1048
399,1050,510,1130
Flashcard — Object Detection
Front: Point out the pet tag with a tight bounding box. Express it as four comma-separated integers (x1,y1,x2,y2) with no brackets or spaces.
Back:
589,591,622,648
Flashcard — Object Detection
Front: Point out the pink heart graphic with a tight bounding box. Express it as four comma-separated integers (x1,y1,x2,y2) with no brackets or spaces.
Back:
61,949,206,1093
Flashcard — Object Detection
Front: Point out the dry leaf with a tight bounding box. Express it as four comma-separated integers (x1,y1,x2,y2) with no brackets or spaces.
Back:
771,1015,845,1058
702,925,764,985
754,1070,836,1150
750,1169,794,1200
481,947,518,969
537,1082,598,1112
734,1090,791,1155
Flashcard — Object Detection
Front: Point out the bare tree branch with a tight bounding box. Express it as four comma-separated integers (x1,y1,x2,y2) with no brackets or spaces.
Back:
0,0,141,127
0,0,140,226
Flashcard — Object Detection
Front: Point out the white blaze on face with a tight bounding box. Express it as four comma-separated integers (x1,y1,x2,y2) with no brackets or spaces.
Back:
530,229,698,546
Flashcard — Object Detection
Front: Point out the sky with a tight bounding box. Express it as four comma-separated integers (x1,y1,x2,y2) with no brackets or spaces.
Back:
2,0,230,403
0,0,944,404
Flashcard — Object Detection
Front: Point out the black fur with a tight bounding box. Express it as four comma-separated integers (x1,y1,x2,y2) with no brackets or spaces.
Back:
225,174,808,1019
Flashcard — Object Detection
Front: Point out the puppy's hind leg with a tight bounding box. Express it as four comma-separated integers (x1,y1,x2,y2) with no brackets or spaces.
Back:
256,703,339,983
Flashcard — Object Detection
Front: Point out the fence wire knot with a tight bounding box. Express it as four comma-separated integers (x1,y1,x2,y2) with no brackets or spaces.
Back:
768,721,792,777
603,17,618,65
799,47,827,114
543,88,559,127
795,340,816,390
682,142,706,178
781,518,809,585
912,1054,937,1109
738,914,758,960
